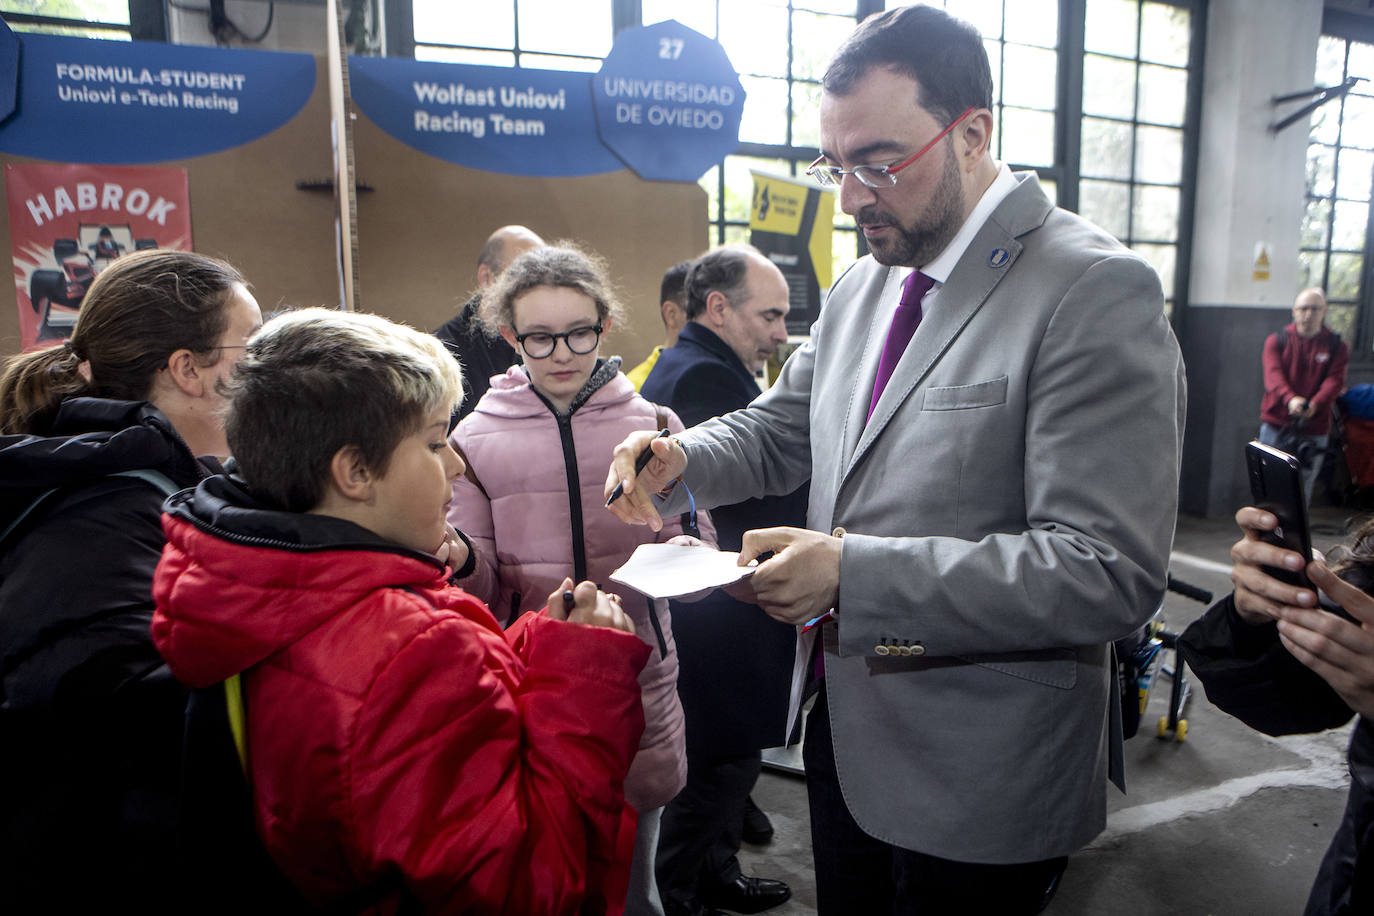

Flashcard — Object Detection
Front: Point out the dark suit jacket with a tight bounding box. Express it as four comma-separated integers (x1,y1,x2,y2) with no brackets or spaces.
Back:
642,322,807,754
434,295,519,427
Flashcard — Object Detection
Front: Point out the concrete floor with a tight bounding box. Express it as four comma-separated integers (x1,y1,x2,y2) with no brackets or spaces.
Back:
728,507,1363,916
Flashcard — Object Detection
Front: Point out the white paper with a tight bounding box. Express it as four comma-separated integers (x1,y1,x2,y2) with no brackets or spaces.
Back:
608,542,756,599
785,628,816,741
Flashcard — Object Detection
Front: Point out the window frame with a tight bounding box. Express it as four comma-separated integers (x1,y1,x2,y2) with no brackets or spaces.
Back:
1,1,166,41
1305,8,1374,360
396,0,618,68
392,0,1204,329
1070,0,1205,325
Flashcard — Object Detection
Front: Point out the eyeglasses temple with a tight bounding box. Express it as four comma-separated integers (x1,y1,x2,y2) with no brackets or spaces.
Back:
885,106,978,177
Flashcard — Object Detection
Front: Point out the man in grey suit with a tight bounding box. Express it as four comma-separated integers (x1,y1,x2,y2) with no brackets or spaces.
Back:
605,6,1186,915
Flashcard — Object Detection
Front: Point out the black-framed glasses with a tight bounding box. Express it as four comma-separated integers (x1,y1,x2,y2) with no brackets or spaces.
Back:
514,324,603,359
807,107,976,189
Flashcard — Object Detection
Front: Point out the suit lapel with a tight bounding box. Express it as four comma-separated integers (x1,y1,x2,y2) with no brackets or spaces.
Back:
840,266,905,465
843,174,1054,480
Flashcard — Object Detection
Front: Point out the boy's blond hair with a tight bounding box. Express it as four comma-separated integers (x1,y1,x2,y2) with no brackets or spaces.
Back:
225,307,463,512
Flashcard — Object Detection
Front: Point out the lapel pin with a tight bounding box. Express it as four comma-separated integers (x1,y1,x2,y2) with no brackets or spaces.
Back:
989,248,1011,268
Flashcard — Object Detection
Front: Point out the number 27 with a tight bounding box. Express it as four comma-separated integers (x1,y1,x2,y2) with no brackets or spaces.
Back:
659,38,684,59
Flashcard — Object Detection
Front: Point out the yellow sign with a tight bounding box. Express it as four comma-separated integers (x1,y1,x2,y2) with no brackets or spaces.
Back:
752,176,805,234
750,171,833,291
1252,243,1271,282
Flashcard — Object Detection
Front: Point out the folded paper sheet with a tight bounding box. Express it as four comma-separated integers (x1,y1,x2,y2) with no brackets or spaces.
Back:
609,542,756,599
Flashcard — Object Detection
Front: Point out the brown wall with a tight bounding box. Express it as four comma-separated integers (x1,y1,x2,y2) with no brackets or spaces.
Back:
351,108,708,369
1,56,709,372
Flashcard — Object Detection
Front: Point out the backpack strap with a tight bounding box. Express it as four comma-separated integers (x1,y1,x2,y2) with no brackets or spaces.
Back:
224,673,249,775
110,467,180,496
1278,327,1342,361
0,468,181,552
0,487,64,552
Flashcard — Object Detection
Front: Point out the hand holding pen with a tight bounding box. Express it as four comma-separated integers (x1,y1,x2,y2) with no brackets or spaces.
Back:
603,428,687,531
545,577,635,635
605,428,670,507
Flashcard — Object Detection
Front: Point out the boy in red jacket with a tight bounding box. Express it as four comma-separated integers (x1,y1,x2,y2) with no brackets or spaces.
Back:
152,307,649,915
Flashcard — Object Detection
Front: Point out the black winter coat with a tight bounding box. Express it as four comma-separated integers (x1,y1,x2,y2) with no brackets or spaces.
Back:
0,398,212,914
433,294,520,427
1179,595,1374,916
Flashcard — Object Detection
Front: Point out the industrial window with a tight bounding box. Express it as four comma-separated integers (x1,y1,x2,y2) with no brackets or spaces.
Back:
935,0,1060,178
640,0,862,284
400,0,1204,314
1300,32,1374,346
1077,0,1193,315
1,0,131,38
410,0,610,72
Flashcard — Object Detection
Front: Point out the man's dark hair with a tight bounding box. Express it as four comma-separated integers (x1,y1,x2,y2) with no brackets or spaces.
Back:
660,260,692,311
684,246,759,321
822,4,993,124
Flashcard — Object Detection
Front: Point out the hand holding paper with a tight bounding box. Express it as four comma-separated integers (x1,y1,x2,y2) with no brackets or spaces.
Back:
609,542,756,600
739,526,842,626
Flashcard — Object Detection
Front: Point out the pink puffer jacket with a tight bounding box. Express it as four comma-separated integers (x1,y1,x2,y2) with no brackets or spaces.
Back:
448,360,715,812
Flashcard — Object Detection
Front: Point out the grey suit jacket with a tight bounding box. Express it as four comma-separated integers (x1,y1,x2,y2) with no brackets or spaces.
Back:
662,173,1187,862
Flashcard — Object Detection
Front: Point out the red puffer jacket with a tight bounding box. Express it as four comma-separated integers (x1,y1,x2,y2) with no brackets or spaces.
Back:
151,476,650,915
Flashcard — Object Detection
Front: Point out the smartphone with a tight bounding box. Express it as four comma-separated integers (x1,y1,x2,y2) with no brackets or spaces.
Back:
1246,440,1312,589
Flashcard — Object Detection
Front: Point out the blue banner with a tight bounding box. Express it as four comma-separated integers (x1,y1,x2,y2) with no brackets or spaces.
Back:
0,34,315,164
592,20,745,183
349,56,622,177
0,21,18,126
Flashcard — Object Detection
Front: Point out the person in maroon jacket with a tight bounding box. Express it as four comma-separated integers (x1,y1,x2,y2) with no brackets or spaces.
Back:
1260,287,1350,503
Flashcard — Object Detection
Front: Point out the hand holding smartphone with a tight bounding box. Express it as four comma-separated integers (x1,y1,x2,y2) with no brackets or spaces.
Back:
1246,440,1313,590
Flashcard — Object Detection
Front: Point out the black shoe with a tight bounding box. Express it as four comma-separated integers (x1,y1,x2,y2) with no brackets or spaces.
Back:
698,875,791,914
662,898,725,916
1036,860,1068,914
741,795,774,845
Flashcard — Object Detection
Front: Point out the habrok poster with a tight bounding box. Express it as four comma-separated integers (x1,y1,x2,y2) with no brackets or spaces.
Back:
6,163,191,351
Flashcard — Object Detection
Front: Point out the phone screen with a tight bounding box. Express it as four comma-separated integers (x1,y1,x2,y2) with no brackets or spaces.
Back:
1246,440,1313,590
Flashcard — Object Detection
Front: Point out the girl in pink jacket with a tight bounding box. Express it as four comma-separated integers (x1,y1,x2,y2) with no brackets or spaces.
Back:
448,243,714,916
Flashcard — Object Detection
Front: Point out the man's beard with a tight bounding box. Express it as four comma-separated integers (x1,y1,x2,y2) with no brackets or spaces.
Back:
859,143,965,268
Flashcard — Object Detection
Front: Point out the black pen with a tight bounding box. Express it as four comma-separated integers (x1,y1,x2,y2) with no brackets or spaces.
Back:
562,589,575,615
606,428,670,507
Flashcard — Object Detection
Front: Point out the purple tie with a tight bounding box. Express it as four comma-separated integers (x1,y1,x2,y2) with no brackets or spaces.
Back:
867,270,934,421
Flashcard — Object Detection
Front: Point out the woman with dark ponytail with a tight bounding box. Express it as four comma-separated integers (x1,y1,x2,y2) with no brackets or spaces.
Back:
0,249,261,913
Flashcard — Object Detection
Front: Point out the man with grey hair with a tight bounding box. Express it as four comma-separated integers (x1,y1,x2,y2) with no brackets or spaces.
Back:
1259,286,1349,503
433,224,544,425
642,246,789,410
607,6,1185,913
